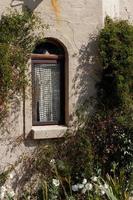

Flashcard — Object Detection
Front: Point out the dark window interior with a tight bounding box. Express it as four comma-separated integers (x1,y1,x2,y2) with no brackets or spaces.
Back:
33,41,65,55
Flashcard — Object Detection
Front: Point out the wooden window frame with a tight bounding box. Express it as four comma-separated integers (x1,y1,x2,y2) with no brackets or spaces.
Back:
32,54,65,126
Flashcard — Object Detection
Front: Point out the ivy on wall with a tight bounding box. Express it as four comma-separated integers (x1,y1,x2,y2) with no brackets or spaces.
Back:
0,8,43,123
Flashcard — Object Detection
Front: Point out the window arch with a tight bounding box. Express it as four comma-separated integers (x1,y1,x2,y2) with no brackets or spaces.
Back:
31,39,65,125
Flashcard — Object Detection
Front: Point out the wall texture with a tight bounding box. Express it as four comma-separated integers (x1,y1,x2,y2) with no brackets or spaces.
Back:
120,0,133,21
102,0,120,22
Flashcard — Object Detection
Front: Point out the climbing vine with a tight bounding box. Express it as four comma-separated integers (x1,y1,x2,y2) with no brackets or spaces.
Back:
0,8,43,123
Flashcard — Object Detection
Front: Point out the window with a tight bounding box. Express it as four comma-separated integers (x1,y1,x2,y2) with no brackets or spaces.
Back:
32,40,65,126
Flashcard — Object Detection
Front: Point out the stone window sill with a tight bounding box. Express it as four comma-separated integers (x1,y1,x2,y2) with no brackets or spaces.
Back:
31,125,67,139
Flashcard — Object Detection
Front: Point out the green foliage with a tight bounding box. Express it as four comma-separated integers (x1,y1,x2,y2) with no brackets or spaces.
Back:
67,131,94,181
0,8,43,122
87,17,133,174
105,173,130,200
98,16,133,125
35,145,55,175
87,111,133,174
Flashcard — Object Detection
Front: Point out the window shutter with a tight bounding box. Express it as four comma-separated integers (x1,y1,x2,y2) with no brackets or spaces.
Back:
33,63,61,123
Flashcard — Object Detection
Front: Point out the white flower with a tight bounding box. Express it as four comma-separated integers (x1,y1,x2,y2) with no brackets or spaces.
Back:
130,190,133,195
82,187,87,194
50,159,56,165
52,179,60,187
99,184,103,189
72,185,79,192
77,183,84,189
9,172,14,179
91,176,98,182
104,183,109,189
85,183,93,191
101,190,105,195
9,190,15,197
82,178,87,185
0,186,7,199
1,186,7,193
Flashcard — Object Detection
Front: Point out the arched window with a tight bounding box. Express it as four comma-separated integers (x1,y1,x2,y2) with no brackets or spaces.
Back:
31,39,65,125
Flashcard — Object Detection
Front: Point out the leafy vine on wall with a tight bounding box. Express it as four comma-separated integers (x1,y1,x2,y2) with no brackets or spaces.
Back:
0,8,44,124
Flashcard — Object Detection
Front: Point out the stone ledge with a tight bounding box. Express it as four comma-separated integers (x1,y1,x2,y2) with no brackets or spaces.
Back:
31,125,67,139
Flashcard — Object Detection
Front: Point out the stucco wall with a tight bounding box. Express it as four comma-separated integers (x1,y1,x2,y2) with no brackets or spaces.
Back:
120,0,133,22
102,0,119,22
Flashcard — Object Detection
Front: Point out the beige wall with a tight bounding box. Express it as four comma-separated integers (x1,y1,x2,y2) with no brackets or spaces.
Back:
102,0,120,22
120,0,133,22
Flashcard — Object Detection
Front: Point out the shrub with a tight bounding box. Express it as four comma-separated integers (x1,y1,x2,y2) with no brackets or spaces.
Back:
98,17,133,124
86,17,133,175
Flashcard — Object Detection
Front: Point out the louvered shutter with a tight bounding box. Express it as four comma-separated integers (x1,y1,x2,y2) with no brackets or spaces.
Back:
33,62,61,124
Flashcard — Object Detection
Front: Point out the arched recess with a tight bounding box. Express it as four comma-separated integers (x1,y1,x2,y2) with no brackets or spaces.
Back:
31,38,69,126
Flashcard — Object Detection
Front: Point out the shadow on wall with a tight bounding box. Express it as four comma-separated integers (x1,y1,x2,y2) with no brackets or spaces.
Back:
72,35,102,121
10,0,43,10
